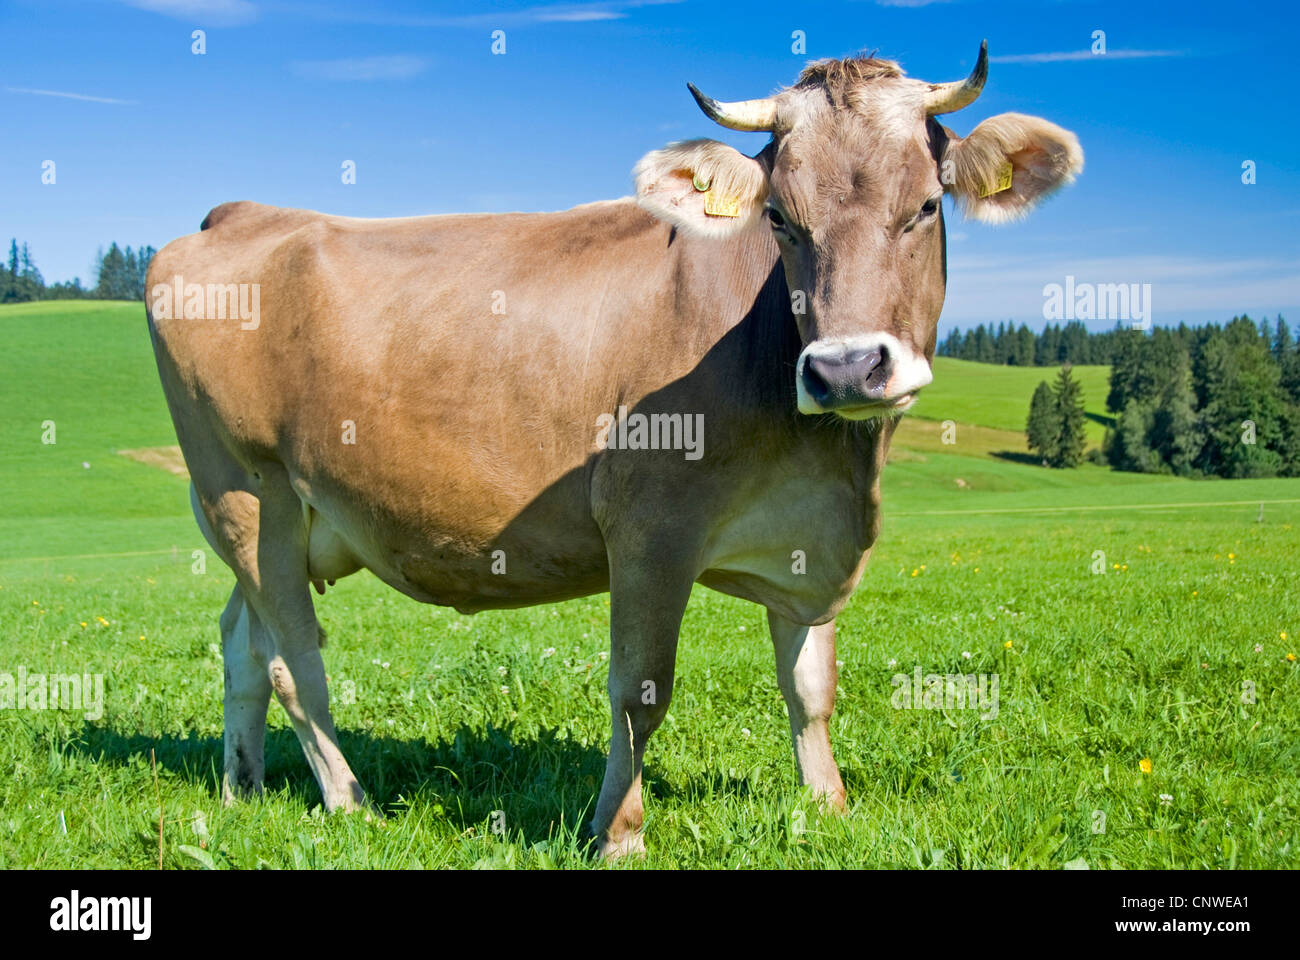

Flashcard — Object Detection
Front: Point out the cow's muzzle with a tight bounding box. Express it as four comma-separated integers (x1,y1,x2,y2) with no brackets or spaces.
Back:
795,333,933,419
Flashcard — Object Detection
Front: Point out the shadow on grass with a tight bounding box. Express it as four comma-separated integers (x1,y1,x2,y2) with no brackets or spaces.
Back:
990,450,1046,467
65,722,607,845
1086,411,1115,430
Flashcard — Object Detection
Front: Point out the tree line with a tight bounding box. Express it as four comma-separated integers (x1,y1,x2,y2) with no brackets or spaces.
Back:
0,238,156,303
939,320,1123,367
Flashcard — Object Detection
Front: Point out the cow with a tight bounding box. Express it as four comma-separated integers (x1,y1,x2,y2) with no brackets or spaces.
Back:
146,41,1081,858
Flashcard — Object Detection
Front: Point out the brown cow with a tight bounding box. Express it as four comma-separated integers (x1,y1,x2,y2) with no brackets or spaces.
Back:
146,42,1081,857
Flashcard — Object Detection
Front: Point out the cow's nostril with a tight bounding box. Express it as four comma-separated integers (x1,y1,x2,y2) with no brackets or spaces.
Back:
802,357,833,404
862,345,891,396
844,347,881,370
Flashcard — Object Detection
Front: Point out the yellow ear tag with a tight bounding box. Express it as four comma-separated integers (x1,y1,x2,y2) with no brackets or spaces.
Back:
978,160,1014,199
703,191,742,217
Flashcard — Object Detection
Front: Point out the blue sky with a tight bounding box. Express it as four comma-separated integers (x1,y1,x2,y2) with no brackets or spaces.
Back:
2,0,1297,333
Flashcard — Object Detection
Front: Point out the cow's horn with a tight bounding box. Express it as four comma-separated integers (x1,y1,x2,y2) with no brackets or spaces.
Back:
687,83,777,132
923,40,988,115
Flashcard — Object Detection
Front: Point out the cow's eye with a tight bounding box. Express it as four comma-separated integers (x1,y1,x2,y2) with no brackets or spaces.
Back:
920,197,940,218
767,207,788,230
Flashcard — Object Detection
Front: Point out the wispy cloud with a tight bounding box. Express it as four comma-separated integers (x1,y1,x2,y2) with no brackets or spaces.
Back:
537,9,625,21
990,49,1185,64
443,0,683,27
277,0,682,29
289,55,429,81
873,0,955,7
121,0,258,27
5,86,136,105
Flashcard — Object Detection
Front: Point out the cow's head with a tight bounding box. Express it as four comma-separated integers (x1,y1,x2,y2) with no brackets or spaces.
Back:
635,42,1082,419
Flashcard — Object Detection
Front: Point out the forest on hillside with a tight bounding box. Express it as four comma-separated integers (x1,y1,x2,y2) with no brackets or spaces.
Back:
1014,317,1300,478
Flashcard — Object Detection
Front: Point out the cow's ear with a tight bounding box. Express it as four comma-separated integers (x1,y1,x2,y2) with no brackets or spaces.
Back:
942,113,1082,224
635,138,768,237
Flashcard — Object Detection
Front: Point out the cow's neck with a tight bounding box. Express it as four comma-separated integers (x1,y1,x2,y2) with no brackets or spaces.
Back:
669,221,802,416
667,220,892,533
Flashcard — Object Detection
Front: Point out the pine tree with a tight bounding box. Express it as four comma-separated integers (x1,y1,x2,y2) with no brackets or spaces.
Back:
1111,398,1160,472
1,240,43,302
124,247,139,299
1036,324,1060,366
1050,363,1087,468
96,243,132,299
1025,380,1058,464
135,245,156,300
1273,316,1294,362
1150,350,1202,475
1278,317,1300,408
1195,323,1286,478
1107,329,1144,413
18,243,43,287
1015,324,1035,366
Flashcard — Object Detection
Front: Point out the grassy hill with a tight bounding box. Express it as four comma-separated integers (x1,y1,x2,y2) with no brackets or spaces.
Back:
907,356,1113,452
0,300,193,562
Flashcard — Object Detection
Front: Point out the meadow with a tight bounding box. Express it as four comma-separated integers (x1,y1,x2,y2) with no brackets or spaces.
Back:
912,355,1114,450
1,301,1296,869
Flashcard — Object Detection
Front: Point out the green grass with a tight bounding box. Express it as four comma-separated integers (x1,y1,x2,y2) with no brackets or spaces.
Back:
2,301,1298,869
912,356,1114,449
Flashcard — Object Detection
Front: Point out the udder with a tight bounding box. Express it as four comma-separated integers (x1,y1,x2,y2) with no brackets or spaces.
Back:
306,506,363,592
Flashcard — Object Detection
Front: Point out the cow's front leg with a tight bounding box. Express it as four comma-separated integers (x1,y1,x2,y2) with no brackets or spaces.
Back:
591,557,693,859
768,611,846,809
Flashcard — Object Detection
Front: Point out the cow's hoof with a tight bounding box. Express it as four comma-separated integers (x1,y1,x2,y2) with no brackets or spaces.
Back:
322,780,375,817
820,789,847,813
596,831,647,861
221,778,263,807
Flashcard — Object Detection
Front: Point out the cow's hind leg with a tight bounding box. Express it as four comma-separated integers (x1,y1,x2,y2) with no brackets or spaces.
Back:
768,611,846,809
250,471,368,812
219,585,272,802
193,471,368,813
